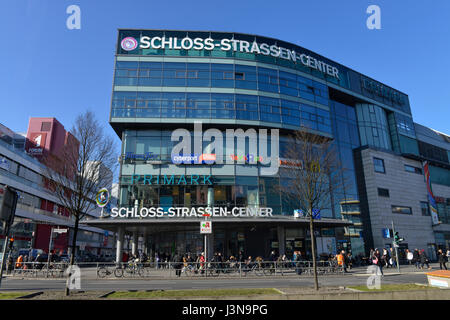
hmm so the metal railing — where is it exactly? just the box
[95,260,345,279]
[7,261,69,278]
[7,260,345,279]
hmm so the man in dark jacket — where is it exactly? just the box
[437,249,447,270]
[419,250,432,270]
[172,253,182,277]
[413,249,420,269]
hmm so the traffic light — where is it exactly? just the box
[394,232,404,244]
[0,186,18,224]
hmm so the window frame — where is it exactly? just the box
[377,188,390,198]
[420,201,430,216]
[373,157,385,173]
[391,205,413,215]
[404,164,422,175]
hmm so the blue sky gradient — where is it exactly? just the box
[1,0,449,139]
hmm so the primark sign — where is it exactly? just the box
[119,33,340,79]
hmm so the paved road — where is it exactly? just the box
[0,268,432,292]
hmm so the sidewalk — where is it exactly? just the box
[349,262,440,275]
[4,262,445,280]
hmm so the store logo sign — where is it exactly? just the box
[171,153,216,164]
[121,37,138,51]
[124,152,158,160]
[128,174,212,185]
[229,154,264,163]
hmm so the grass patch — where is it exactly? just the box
[349,284,438,292]
[0,292,33,300]
[107,288,280,299]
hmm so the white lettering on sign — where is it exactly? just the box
[110,206,273,218]
[126,36,340,79]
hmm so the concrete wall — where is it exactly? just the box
[360,148,436,250]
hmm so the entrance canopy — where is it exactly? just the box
[82,216,353,235]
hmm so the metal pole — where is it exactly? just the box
[46,228,54,277]
[0,220,11,287]
[391,221,400,273]
[204,233,207,278]
[0,236,9,286]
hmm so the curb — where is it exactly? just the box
[16,291,44,299]
[98,291,115,298]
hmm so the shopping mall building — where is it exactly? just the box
[85,29,450,262]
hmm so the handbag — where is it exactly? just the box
[372,258,378,264]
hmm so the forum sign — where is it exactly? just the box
[119,33,340,79]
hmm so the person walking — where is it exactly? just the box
[413,249,420,269]
[172,252,182,277]
[389,247,397,268]
[419,249,432,270]
[406,249,413,266]
[373,249,384,276]
[369,248,374,265]
[294,251,303,275]
[437,249,447,270]
[337,250,347,272]
[382,248,390,268]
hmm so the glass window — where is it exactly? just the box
[373,157,385,173]
[404,164,422,174]
[378,188,390,197]
[420,201,430,216]
[392,206,412,215]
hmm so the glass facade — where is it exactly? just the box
[109,30,421,258]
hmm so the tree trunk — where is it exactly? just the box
[65,216,79,296]
[310,207,319,290]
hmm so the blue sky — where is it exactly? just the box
[1,0,449,140]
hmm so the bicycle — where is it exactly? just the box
[242,262,264,276]
[114,261,144,277]
[97,265,117,278]
[206,262,220,277]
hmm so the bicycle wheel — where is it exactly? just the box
[185,267,194,277]
[136,267,144,277]
[254,267,264,276]
[97,266,108,278]
[114,268,124,277]
[263,267,275,276]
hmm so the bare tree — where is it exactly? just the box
[43,111,118,295]
[279,128,347,290]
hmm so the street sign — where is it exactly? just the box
[53,228,68,234]
[294,209,320,219]
[312,209,321,220]
[382,228,393,239]
[200,220,212,234]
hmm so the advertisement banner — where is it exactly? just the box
[423,161,440,225]
[0,157,10,171]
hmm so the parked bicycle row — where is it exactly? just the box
[6,261,69,278]
[95,260,344,278]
